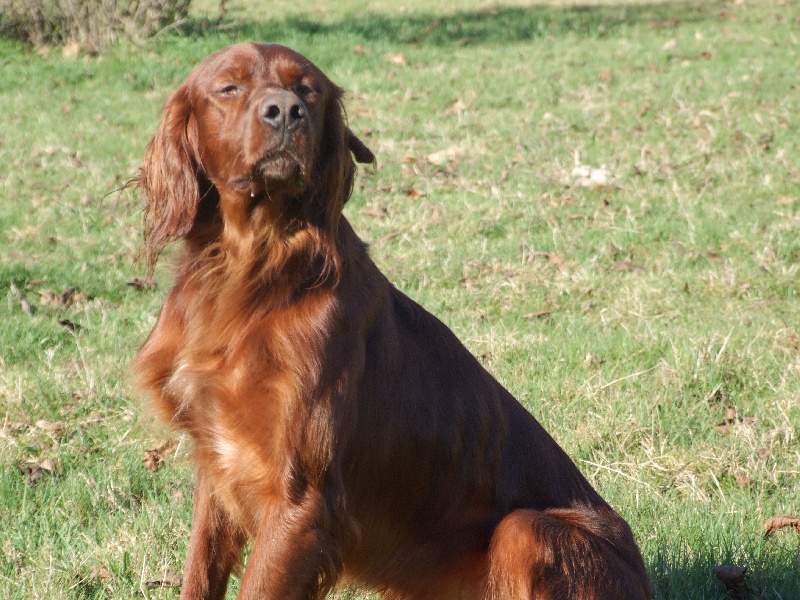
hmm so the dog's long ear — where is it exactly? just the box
[138,86,201,276]
[347,129,375,165]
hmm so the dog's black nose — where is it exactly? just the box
[260,91,305,131]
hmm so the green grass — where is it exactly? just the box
[1,0,799,598]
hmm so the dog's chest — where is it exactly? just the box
[167,290,338,523]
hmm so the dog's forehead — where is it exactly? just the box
[195,42,321,84]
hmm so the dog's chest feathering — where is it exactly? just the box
[155,284,342,527]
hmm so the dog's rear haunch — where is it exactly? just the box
[133,42,651,600]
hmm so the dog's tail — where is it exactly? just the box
[485,505,651,599]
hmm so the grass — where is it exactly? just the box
[1,0,799,597]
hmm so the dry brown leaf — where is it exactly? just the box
[59,319,80,332]
[145,573,182,589]
[405,187,424,199]
[352,45,371,55]
[426,146,465,166]
[60,286,84,307]
[39,290,57,305]
[522,311,551,320]
[445,98,467,115]
[734,473,754,489]
[584,353,604,368]
[358,207,388,218]
[377,231,400,246]
[21,458,56,487]
[599,69,613,83]
[763,515,800,538]
[25,278,47,289]
[612,261,644,272]
[128,277,156,291]
[88,565,113,583]
[143,439,180,472]
[712,565,750,599]
[383,52,407,67]
[36,420,68,440]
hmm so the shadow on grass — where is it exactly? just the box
[179,1,722,47]
[649,535,800,600]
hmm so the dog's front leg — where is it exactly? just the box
[180,470,246,600]
[236,489,342,600]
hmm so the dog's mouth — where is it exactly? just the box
[256,152,303,182]
[242,149,307,199]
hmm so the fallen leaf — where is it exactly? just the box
[426,146,465,166]
[445,98,467,115]
[352,45,371,55]
[584,353,604,368]
[60,286,86,307]
[599,69,613,83]
[547,253,565,267]
[143,439,180,472]
[21,459,56,487]
[377,231,400,246]
[25,279,47,289]
[59,319,81,332]
[712,565,750,599]
[39,290,57,305]
[88,566,113,583]
[358,206,388,218]
[145,573,182,589]
[522,310,551,320]
[714,404,755,433]
[734,473,754,489]
[570,165,611,187]
[763,515,800,538]
[612,261,644,272]
[663,38,678,50]
[36,420,67,440]
[384,52,407,67]
[127,277,156,291]
[405,187,424,199]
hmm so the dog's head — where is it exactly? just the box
[138,42,374,272]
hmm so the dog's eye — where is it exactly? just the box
[219,85,240,97]
[295,84,317,97]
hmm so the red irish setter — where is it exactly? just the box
[133,42,651,600]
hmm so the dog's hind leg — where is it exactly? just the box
[485,507,651,600]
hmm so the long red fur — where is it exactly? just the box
[133,42,651,600]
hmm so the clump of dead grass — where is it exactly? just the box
[0,0,191,51]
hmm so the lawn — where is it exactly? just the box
[1,0,799,598]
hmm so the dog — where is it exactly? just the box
[133,42,651,599]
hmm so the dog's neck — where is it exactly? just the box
[181,187,343,309]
